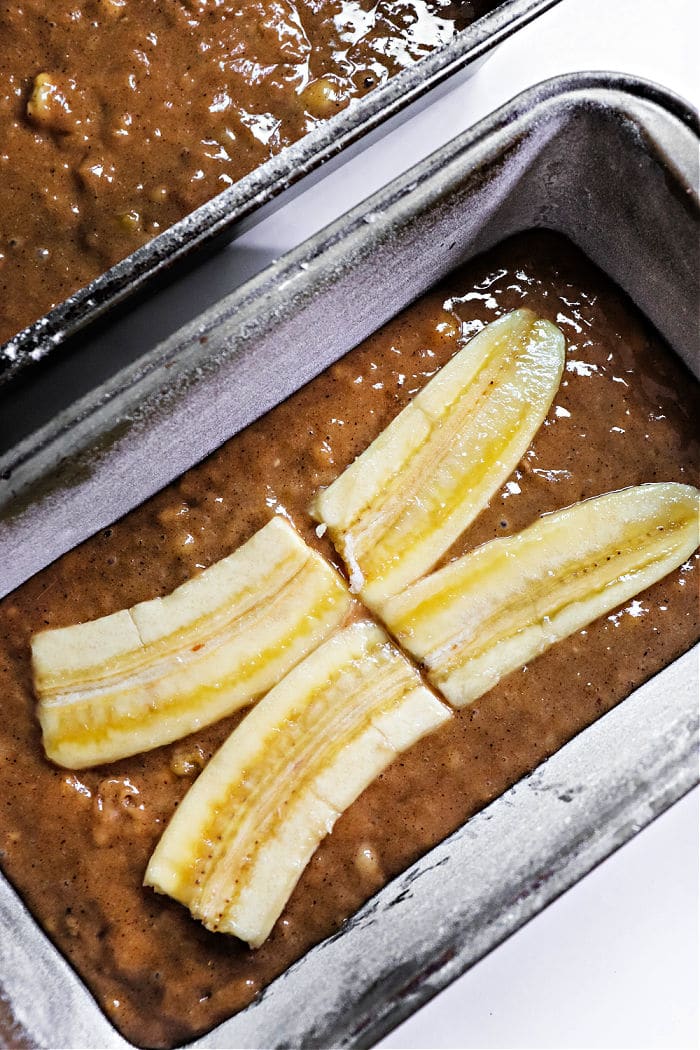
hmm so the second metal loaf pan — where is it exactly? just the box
[0,0,562,386]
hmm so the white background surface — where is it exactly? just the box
[227,0,700,1047]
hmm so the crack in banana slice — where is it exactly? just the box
[311,309,565,607]
[381,483,700,707]
[32,518,353,768]
[144,621,450,948]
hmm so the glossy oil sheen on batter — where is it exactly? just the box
[0,0,490,344]
[0,233,698,1047]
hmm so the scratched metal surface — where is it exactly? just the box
[0,74,698,1048]
[0,0,564,387]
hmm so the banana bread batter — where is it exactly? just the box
[0,0,488,344]
[0,232,698,1046]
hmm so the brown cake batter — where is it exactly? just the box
[0,0,489,344]
[0,232,698,1047]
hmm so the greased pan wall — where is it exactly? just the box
[0,74,698,1048]
[0,0,562,387]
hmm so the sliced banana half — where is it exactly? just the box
[145,621,450,948]
[382,483,700,708]
[311,309,566,607]
[33,517,353,769]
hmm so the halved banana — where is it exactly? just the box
[33,518,353,769]
[311,309,565,607]
[144,621,450,948]
[382,483,700,707]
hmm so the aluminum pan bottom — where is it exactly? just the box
[0,73,698,1048]
[0,0,563,387]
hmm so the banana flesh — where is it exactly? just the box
[144,621,450,948]
[30,294,697,956]
[382,483,700,708]
[32,518,352,769]
[311,309,565,607]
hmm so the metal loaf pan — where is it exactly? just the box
[0,73,698,1049]
[0,0,563,386]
